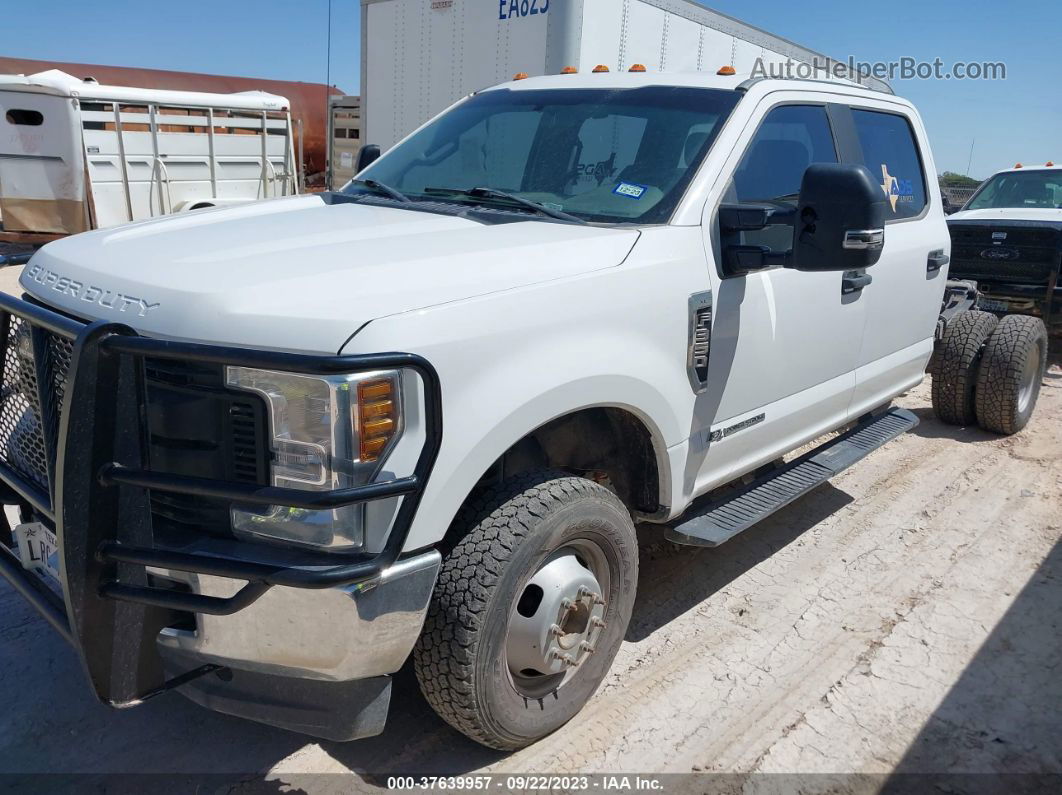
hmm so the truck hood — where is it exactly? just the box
[948,207,1062,223]
[22,194,640,353]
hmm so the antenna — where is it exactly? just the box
[966,139,975,177]
[325,0,333,183]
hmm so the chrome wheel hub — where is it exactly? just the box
[1018,345,1041,414]
[506,544,608,694]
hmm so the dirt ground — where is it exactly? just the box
[0,257,1058,788]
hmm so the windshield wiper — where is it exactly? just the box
[423,186,587,225]
[350,179,412,203]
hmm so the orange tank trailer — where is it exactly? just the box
[0,56,345,178]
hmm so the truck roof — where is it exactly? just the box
[0,69,289,111]
[485,70,903,102]
[992,163,1062,175]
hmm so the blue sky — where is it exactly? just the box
[3,0,1059,178]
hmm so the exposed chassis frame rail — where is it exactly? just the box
[0,290,442,704]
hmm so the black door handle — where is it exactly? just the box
[927,250,950,273]
[842,271,873,295]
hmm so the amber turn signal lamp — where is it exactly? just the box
[358,378,397,462]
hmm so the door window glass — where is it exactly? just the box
[728,105,837,250]
[732,105,837,204]
[852,109,927,220]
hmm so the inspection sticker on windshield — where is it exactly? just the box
[613,182,648,200]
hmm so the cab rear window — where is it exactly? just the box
[852,110,927,220]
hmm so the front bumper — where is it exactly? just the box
[158,548,441,740]
[972,279,1062,327]
[0,290,443,737]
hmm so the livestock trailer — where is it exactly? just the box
[0,69,299,244]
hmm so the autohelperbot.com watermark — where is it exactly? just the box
[752,56,1007,82]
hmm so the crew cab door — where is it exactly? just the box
[690,100,866,495]
[839,105,948,414]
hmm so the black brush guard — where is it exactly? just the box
[0,292,442,706]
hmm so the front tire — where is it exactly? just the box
[414,470,638,750]
[975,314,1048,435]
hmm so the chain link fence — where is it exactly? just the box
[941,185,980,208]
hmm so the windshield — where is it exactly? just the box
[346,86,741,225]
[966,170,1062,211]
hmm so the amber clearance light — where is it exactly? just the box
[717,65,737,76]
[358,378,398,462]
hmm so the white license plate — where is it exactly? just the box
[979,298,1008,312]
[14,522,62,589]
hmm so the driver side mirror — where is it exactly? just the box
[356,144,381,173]
[789,163,888,272]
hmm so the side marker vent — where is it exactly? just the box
[687,291,713,394]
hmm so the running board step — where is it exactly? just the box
[666,407,919,548]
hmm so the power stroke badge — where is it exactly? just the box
[25,264,161,317]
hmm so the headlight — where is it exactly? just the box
[225,367,402,551]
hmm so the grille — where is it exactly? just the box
[949,224,1062,284]
[143,359,267,535]
[230,402,261,483]
[950,226,1060,247]
[0,322,264,530]
[0,317,71,498]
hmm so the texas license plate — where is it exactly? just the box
[14,522,62,590]
[979,298,1008,312]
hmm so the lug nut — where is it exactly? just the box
[549,623,563,637]
[560,598,573,610]
[592,594,605,605]
[591,616,607,629]
[579,641,596,654]
[562,654,577,667]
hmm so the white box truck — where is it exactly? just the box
[358,0,890,151]
[0,70,300,245]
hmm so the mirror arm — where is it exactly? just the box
[719,204,797,233]
[724,245,792,276]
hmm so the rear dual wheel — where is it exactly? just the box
[414,470,638,750]
[974,314,1048,435]
[932,311,1047,435]
[931,310,999,426]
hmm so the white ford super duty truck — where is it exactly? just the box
[0,70,1047,750]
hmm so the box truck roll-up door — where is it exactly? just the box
[0,91,89,234]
